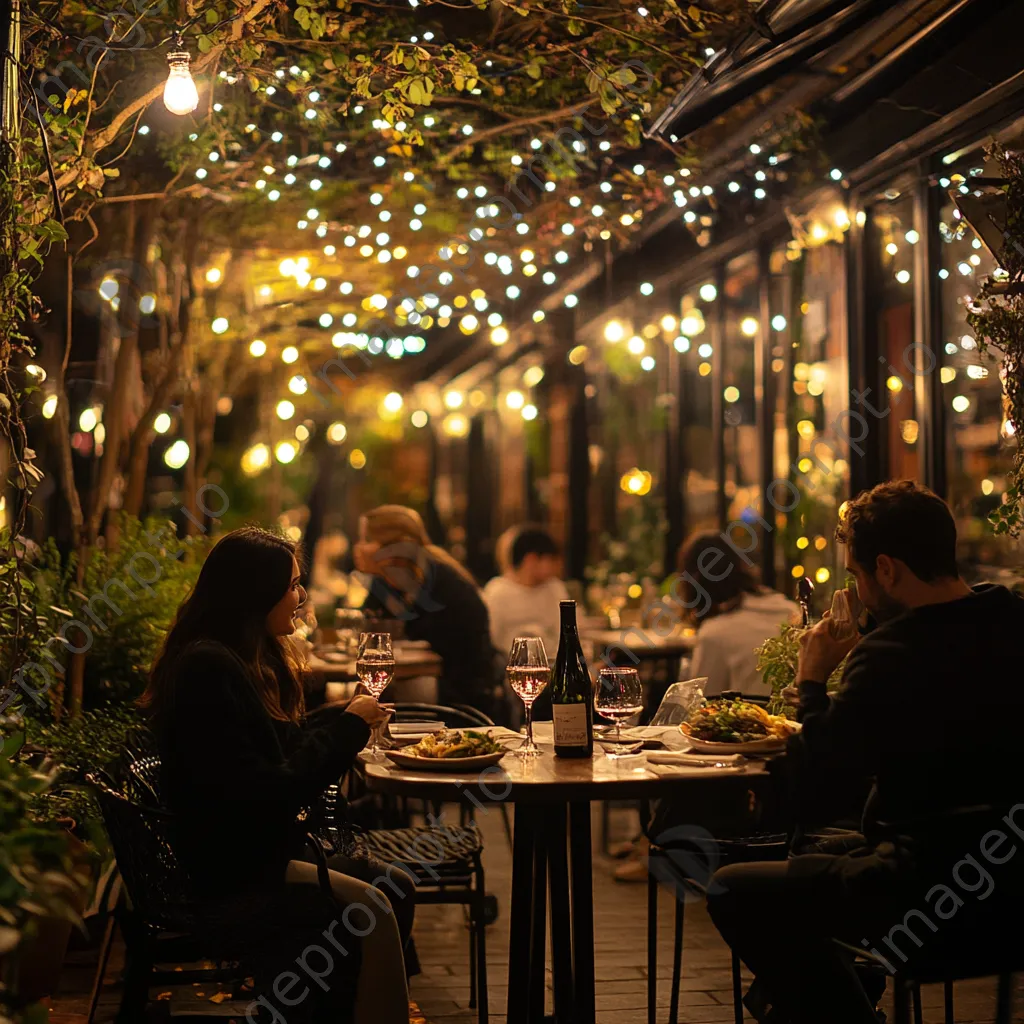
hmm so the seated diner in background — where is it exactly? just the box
[707,480,1024,1024]
[483,525,569,660]
[353,505,498,719]
[141,527,415,1024]
[677,531,799,698]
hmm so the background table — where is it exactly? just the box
[582,626,696,666]
[310,644,443,702]
[359,724,766,1023]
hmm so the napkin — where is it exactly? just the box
[646,750,744,767]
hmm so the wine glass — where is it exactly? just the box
[357,632,395,758]
[506,636,549,758]
[594,667,643,758]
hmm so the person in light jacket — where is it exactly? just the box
[676,531,799,698]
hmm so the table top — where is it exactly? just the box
[310,643,443,682]
[358,724,765,803]
[583,626,696,659]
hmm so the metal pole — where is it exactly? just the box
[712,263,728,529]
[756,243,776,588]
[1,0,20,144]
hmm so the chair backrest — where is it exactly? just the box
[392,701,496,728]
[87,728,197,934]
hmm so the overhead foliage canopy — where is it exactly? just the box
[23,0,755,340]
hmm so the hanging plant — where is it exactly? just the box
[964,145,1024,535]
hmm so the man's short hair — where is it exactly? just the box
[835,480,958,581]
[511,526,559,568]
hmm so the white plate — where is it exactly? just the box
[383,749,508,772]
[682,724,799,755]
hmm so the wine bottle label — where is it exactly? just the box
[552,704,588,746]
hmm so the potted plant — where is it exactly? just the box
[0,726,90,1020]
[755,623,847,716]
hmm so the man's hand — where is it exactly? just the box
[795,611,859,685]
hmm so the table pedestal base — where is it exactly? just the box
[506,801,596,1023]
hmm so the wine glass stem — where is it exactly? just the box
[524,703,534,748]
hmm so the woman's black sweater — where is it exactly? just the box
[154,641,370,900]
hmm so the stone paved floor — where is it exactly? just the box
[48,804,1024,1022]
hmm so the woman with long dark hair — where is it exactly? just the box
[141,527,413,1024]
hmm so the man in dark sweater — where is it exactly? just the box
[707,481,1024,1023]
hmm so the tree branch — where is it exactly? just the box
[437,100,594,166]
[51,0,280,192]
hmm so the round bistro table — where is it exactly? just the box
[359,730,768,1023]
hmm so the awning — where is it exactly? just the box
[646,0,906,142]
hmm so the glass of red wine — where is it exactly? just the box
[594,667,643,758]
[357,632,395,759]
[506,636,549,758]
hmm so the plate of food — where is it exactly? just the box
[680,699,801,754]
[384,729,510,771]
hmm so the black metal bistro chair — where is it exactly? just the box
[313,701,505,1024]
[312,781,492,1024]
[645,827,790,1024]
[835,938,1019,1024]
[85,737,255,1023]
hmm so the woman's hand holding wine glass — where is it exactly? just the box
[357,632,395,758]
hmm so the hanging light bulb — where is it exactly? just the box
[163,38,199,116]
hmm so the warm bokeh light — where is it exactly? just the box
[349,449,367,469]
[490,326,509,345]
[163,439,190,469]
[443,413,469,438]
[444,390,464,410]
[383,392,404,413]
[505,390,525,410]
[250,339,267,358]
[327,422,347,444]
[604,320,625,343]
[276,400,295,420]
[680,312,704,336]
[282,346,299,364]
[154,412,172,434]
[274,441,297,464]
[411,410,429,428]
[619,467,652,495]
[740,317,759,337]
[241,443,271,476]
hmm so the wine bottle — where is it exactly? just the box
[550,600,594,758]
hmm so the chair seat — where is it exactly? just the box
[331,823,484,884]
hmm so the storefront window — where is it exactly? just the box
[723,252,759,522]
[679,289,717,533]
[936,155,1024,578]
[784,240,849,595]
[867,186,920,482]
